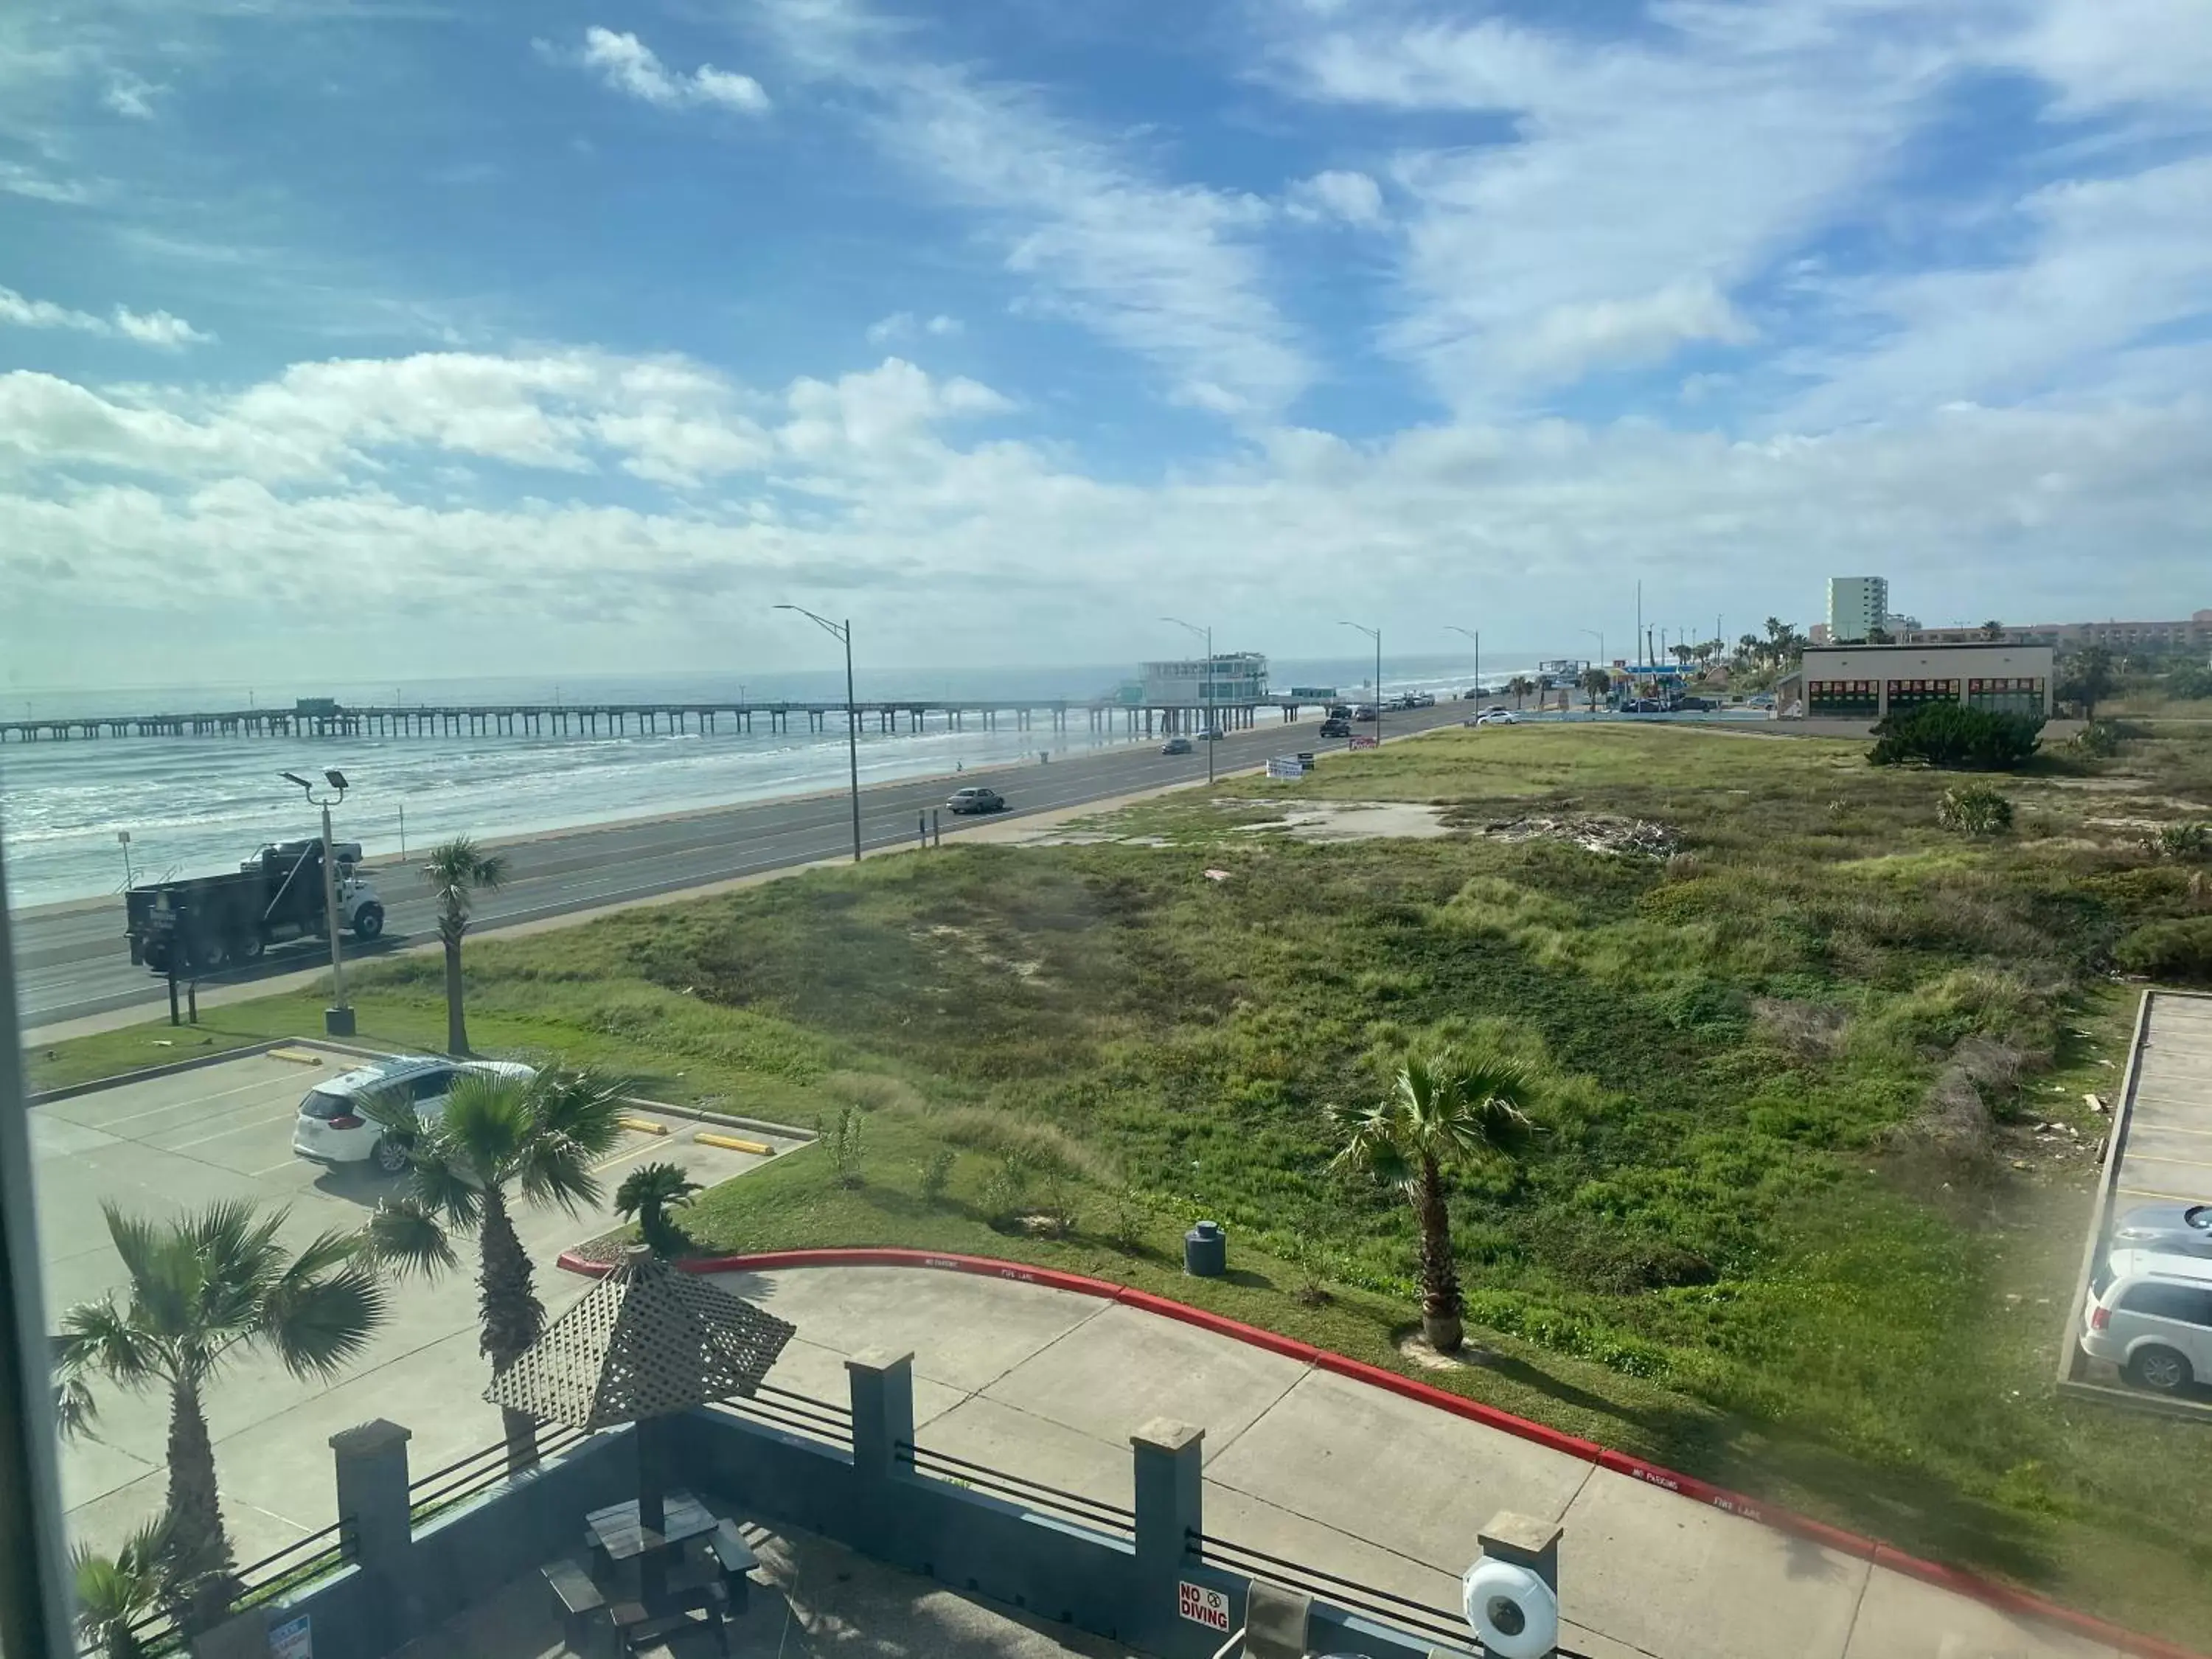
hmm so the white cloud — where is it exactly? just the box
[866,311,965,344]
[1285,169,1385,226]
[0,286,212,348]
[1272,2,1964,410]
[103,71,159,119]
[756,0,1304,417]
[0,160,94,204]
[577,27,770,114]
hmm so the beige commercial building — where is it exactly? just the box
[1777,641,2055,720]
[1906,610,2212,651]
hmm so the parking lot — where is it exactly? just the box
[2062,990,2212,1411]
[31,1045,804,1562]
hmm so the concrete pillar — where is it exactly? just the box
[330,1419,414,1571]
[1129,1418,1208,1653]
[846,1349,917,1558]
[329,1419,416,1649]
[1475,1509,1562,1658]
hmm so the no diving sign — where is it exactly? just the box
[1178,1580,1231,1631]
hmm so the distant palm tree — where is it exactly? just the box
[1507,675,1535,710]
[422,837,509,1057]
[615,1161,703,1258]
[73,1515,176,1659]
[1579,667,1612,710]
[364,1066,628,1472]
[1980,619,2006,641]
[1329,1050,1537,1354]
[55,1205,385,1632]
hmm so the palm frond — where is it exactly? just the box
[361,1197,461,1280]
[355,1080,424,1144]
[262,1259,388,1380]
[438,1071,533,1184]
[529,1068,631,1159]
[56,1296,168,1391]
[55,1374,101,1439]
[407,1147,486,1231]
[513,1131,604,1216]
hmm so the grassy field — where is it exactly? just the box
[24,719,2212,1642]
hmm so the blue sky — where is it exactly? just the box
[2,0,2209,690]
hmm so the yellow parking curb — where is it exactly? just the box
[268,1047,325,1066]
[697,1132,774,1155]
[619,1117,669,1136]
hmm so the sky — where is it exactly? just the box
[1,0,2209,693]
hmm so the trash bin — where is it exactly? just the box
[1183,1220,1227,1278]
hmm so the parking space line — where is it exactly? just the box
[2123,1152,2212,1172]
[2116,1184,2212,1204]
[74,1071,305,1130]
[2135,1121,2212,1138]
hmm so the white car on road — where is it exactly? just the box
[293,1055,536,1174]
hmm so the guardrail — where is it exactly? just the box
[899,1439,1137,1537]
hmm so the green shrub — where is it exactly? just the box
[2144,821,2212,862]
[918,1147,956,1204]
[2069,720,2124,759]
[1869,704,2042,771]
[2166,665,2212,701]
[1936,783,2014,837]
[2115,918,2212,984]
[817,1105,865,1188]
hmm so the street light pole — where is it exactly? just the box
[1341,622,1381,746]
[1445,626,1480,699]
[1160,616,1215,785]
[776,605,863,863]
[282,769,352,1036]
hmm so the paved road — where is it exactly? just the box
[14,706,1471,1028]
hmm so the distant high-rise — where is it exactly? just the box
[1827,576,1889,643]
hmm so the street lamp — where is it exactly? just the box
[282,768,353,1036]
[1445,625,1480,699]
[1340,622,1381,747]
[775,605,862,863]
[1160,616,1215,785]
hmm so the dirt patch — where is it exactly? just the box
[1394,1333,1487,1371]
[1464,813,1680,858]
[1234,800,1458,841]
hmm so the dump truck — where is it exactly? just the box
[125,839,385,975]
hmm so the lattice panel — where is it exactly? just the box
[484,1252,796,1429]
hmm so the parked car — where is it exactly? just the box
[1161,737,1194,755]
[295,1055,537,1174]
[1677,695,1717,712]
[2112,1202,2212,1259]
[1318,718,1352,738]
[947,785,1007,814]
[1472,711,1523,726]
[2081,1249,2212,1392]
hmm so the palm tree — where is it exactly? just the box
[55,1206,385,1631]
[1507,675,1535,710]
[614,1161,702,1259]
[422,837,509,1057]
[363,1066,628,1472]
[1329,1051,1537,1354]
[1579,667,1612,710]
[73,1515,176,1659]
[1980,619,2006,641]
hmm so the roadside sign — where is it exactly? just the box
[1178,1581,1231,1631]
[269,1615,312,1659]
[1349,734,1379,750]
[1265,757,1306,779]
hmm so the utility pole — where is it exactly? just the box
[1446,627,1480,700]
[1342,622,1382,746]
[775,606,863,862]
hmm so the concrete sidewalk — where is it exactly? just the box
[711,1265,2131,1659]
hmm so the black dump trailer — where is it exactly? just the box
[125,839,383,975]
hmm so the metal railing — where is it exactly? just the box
[100,1517,359,1658]
[705,1380,855,1446]
[406,1422,594,1521]
[897,1440,1136,1537]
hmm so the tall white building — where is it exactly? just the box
[1827,576,1890,643]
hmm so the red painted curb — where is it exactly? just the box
[1315,1350,1607,1463]
[560,1248,2200,1659]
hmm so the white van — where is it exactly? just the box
[2081,1249,2212,1393]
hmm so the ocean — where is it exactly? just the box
[0,654,1518,909]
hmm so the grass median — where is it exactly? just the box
[24,718,2212,1643]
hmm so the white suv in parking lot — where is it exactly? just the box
[293,1055,536,1174]
[2081,1249,2212,1393]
